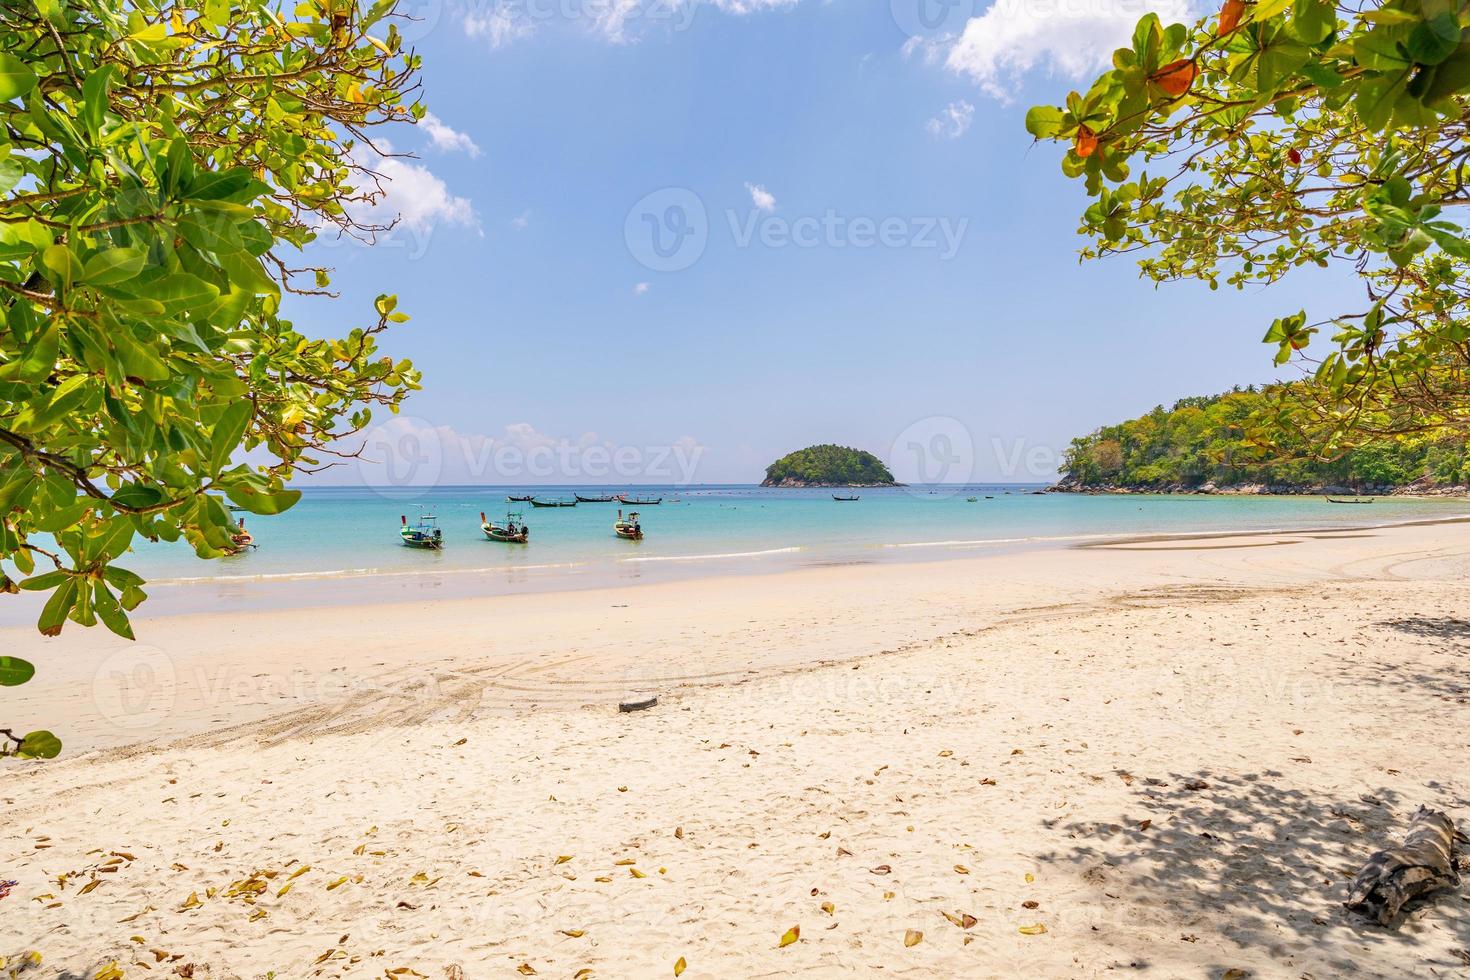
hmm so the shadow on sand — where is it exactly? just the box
[1043,772,1469,978]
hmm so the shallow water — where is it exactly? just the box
[126,484,1470,582]
[5,484,1467,622]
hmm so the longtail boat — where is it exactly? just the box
[225,519,255,555]
[531,498,577,508]
[400,514,443,549]
[832,495,860,502]
[575,493,616,503]
[618,495,662,506]
[1327,497,1375,504]
[614,509,643,540]
[482,511,530,543]
[507,494,535,503]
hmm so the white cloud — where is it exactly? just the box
[901,34,946,66]
[419,112,481,157]
[511,210,531,231]
[372,154,479,235]
[329,141,477,257]
[944,0,1194,101]
[746,183,777,212]
[465,0,802,49]
[701,0,800,12]
[634,281,651,295]
[342,418,706,487]
[926,99,975,139]
[463,5,536,48]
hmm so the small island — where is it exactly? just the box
[761,444,898,487]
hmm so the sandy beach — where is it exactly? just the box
[2,521,1469,978]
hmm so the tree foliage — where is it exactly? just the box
[1061,385,1470,488]
[1,0,428,754]
[762,444,896,486]
[1026,1,1470,447]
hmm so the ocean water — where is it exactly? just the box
[5,485,1466,621]
[121,484,1470,582]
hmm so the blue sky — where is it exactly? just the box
[295,0,1352,486]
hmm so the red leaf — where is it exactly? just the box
[1075,125,1098,158]
[1217,0,1244,35]
[1151,59,1197,98]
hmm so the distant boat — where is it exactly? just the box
[967,497,978,503]
[481,511,530,543]
[618,495,662,506]
[1327,497,1375,504]
[575,493,616,503]
[400,514,443,549]
[507,494,536,503]
[531,498,577,508]
[614,509,644,540]
[832,495,860,502]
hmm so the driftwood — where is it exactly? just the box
[618,695,658,713]
[1345,806,1463,926]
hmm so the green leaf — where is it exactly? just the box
[210,400,253,475]
[1287,0,1335,45]
[224,486,301,515]
[108,482,167,511]
[42,244,83,291]
[128,23,170,42]
[80,64,114,139]
[0,53,38,102]
[1025,105,1066,139]
[93,582,134,640]
[1406,14,1461,67]
[180,212,243,253]
[111,328,170,382]
[0,656,35,687]
[186,167,263,202]
[151,272,222,313]
[16,731,62,760]
[37,578,78,636]
[0,322,59,383]
[82,247,148,285]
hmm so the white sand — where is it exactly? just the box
[2,522,1469,978]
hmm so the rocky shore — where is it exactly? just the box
[1047,474,1470,497]
[759,477,902,488]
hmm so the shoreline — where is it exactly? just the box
[2,520,1468,975]
[5,504,1470,626]
[6,516,1470,758]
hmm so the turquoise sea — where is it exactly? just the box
[4,485,1466,622]
[110,484,1470,582]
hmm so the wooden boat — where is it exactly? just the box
[225,519,255,555]
[400,514,443,549]
[832,495,860,502]
[575,493,616,503]
[530,498,577,508]
[481,511,530,543]
[507,495,535,503]
[967,497,979,503]
[1327,497,1375,504]
[614,509,643,540]
[618,495,662,506]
